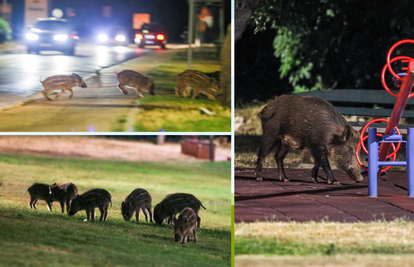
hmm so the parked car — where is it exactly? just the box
[96,26,130,46]
[25,18,78,55]
[134,23,167,49]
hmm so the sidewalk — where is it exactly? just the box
[235,167,414,223]
[0,48,181,132]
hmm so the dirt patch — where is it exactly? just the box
[0,136,231,162]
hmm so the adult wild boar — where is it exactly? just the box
[256,95,364,185]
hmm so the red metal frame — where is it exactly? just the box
[358,39,414,176]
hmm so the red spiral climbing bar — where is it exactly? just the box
[358,39,414,175]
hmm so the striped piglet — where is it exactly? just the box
[68,188,112,221]
[121,188,153,223]
[51,182,78,213]
[153,193,206,228]
[174,207,198,244]
[24,183,54,211]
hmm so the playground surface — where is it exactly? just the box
[235,167,414,223]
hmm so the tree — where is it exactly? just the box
[237,0,414,96]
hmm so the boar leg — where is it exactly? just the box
[255,136,279,182]
[311,162,321,183]
[66,199,71,213]
[275,141,291,182]
[136,209,141,222]
[33,199,38,209]
[175,85,181,97]
[46,201,53,212]
[29,197,36,209]
[312,149,340,186]
[118,84,129,95]
[196,215,201,228]
[66,88,74,99]
[55,89,65,99]
[192,88,201,99]
[142,208,148,222]
[204,92,217,101]
[41,90,53,101]
[59,200,65,213]
[193,228,197,242]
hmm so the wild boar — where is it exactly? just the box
[40,73,87,100]
[256,95,364,185]
[51,182,78,213]
[154,193,206,228]
[173,208,198,244]
[121,188,153,223]
[116,70,155,97]
[175,70,222,101]
[24,183,53,211]
[68,188,112,221]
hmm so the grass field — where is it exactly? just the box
[0,154,231,267]
[134,52,231,132]
[235,217,414,266]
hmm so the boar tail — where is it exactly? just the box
[23,189,28,195]
[200,203,206,210]
[39,76,44,83]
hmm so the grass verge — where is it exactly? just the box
[0,154,231,267]
[235,220,414,266]
[135,51,231,132]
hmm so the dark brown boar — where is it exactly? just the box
[153,193,206,228]
[51,182,78,213]
[256,95,364,185]
[24,183,54,211]
[68,188,112,221]
[173,207,197,244]
[116,70,155,97]
[121,188,153,223]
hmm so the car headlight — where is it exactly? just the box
[26,33,39,40]
[115,35,126,42]
[54,34,68,41]
[98,34,108,41]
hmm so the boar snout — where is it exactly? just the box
[347,166,364,183]
[81,83,87,88]
[174,234,181,242]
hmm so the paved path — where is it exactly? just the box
[235,167,414,223]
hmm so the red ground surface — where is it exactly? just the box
[235,167,414,223]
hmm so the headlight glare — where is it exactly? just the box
[26,33,39,40]
[54,34,68,41]
[98,34,108,41]
[115,35,126,42]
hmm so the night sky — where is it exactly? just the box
[9,0,231,42]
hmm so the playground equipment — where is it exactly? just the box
[356,39,414,197]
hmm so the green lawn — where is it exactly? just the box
[0,154,231,267]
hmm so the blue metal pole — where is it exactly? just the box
[368,128,378,197]
[408,128,414,197]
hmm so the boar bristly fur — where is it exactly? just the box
[121,188,153,223]
[51,182,78,213]
[173,207,198,244]
[256,95,364,186]
[68,188,112,221]
[25,183,54,211]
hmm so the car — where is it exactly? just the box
[134,23,167,49]
[96,26,130,46]
[25,18,78,55]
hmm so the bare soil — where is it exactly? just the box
[0,136,231,162]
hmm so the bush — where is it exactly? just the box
[0,17,11,44]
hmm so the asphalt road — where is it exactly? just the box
[0,42,153,101]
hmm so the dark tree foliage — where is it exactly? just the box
[236,0,414,104]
